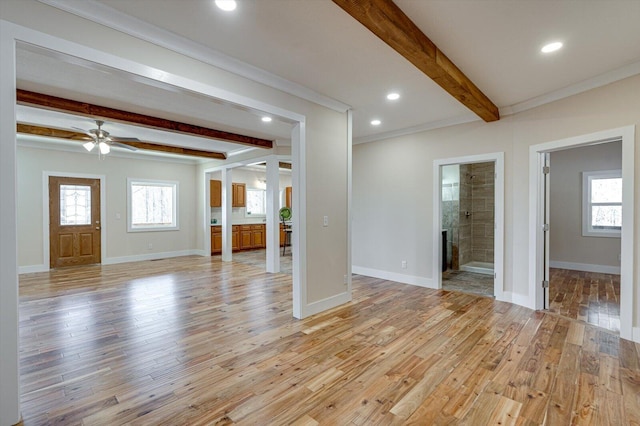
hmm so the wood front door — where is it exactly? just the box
[49,176,101,268]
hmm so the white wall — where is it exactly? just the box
[17,144,199,269]
[549,141,622,271]
[353,73,640,329]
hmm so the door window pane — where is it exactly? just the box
[60,185,91,225]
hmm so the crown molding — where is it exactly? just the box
[353,113,479,145]
[37,0,351,113]
[500,60,640,116]
[356,60,640,145]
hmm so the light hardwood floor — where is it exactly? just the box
[19,256,640,425]
[549,268,621,334]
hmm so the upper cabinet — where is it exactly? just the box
[210,180,222,207]
[233,183,246,208]
[210,180,246,208]
[285,186,292,209]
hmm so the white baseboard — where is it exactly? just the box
[550,261,620,274]
[302,291,352,318]
[18,264,49,274]
[352,266,435,289]
[503,291,536,310]
[102,249,202,265]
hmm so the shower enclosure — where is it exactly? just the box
[441,162,495,276]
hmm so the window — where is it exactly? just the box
[582,170,621,237]
[246,188,266,216]
[128,179,178,232]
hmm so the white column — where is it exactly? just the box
[221,168,233,262]
[265,155,280,273]
[0,22,21,425]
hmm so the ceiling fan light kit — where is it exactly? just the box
[75,119,139,157]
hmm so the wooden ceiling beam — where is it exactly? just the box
[332,0,500,122]
[257,161,292,169]
[17,124,227,160]
[16,89,274,149]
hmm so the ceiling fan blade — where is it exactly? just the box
[71,126,93,136]
[111,137,141,142]
[110,142,138,151]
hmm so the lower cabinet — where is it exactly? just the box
[211,224,265,254]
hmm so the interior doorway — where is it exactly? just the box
[49,176,101,268]
[441,162,496,297]
[433,152,504,301]
[529,125,635,342]
[546,141,622,332]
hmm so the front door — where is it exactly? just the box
[49,176,101,268]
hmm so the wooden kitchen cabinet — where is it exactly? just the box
[232,183,246,207]
[210,180,222,207]
[210,181,245,208]
[211,225,240,254]
[280,223,285,247]
[285,186,292,209]
[251,225,265,248]
[239,225,253,249]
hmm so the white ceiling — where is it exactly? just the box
[17,0,640,157]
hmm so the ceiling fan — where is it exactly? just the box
[73,120,140,155]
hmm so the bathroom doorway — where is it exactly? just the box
[434,153,504,300]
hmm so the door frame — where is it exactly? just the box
[43,172,107,270]
[433,152,505,302]
[528,126,635,341]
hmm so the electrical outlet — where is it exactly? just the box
[344,274,348,284]
[323,216,329,227]
[401,260,407,269]
[147,243,153,250]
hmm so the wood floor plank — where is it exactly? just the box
[17,255,640,425]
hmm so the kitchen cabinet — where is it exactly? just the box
[280,223,285,247]
[285,186,292,209]
[209,181,245,208]
[239,225,252,249]
[211,225,240,254]
[210,180,222,207]
[233,183,246,207]
[251,225,265,248]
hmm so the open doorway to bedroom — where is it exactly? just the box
[547,141,622,333]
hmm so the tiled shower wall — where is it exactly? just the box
[458,162,495,267]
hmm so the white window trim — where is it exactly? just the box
[127,178,179,232]
[582,169,621,238]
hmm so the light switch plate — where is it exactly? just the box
[323,216,328,227]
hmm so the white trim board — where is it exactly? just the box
[549,261,621,275]
[433,152,506,303]
[528,126,636,342]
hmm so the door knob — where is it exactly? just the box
[96,227,101,230]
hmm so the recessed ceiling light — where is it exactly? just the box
[541,41,563,53]
[371,119,381,126]
[215,0,237,12]
[261,116,272,123]
[386,92,400,101]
